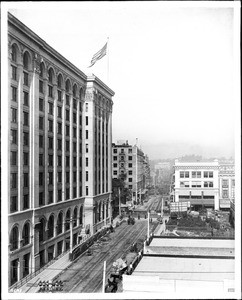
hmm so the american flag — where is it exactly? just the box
[88,42,107,68]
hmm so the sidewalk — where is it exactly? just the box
[21,251,72,293]
[20,217,122,293]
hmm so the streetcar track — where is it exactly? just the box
[68,221,148,293]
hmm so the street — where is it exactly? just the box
[54,219,148,293]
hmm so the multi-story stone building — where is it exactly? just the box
[8,13,114,286]
[218,160,235,210]
[112,140,149,204]
[173,159,220,210]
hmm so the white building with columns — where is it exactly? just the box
[174,159,220,210]
[8,13,114,287]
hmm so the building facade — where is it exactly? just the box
[173,159,220,210]
[218,160,235,210]
[112,140,149,204]
[8,13,114,286]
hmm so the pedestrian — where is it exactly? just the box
[38,281,42,292]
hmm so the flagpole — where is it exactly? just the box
[107,37,109,84]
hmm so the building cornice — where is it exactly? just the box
[86,74,115,98]
[8,12,87,82]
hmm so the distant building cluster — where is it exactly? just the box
[171,159,235,211]
[112,140,151,204]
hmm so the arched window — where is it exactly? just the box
[65,79,70,93]
[65,209,70,231]
[39,218,45,243]
[22,222,30,246]
[10,226,19,250]
[57,212,63,235]
[73,207,77,227]
[40,62,44,78]
[23,52,29,70]
[11,45,17,62]
[57,74,63,89]
[73,84,77,98]
[48,68,53,84]
[79,88,83,101]
[47,215,54,239]
[79,206,83,225]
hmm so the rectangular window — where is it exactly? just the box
[73,99,77,109]
[48,137,53,149]
[11,129,18,144]
[57,189,62,202]
[86,171,88,181]
[11,151,17,165]
[222,179,228,187]
[73,141,77,153]
[11,65,17,80]
[66,95,70,106]
[48,172,53,185]
[128,156,132,161]
[23,132,29,146]
[23,91,29,106]
[57,171,62,183]
[86,157,88,167]
[66,188,70,200]
[57,90,62,102]
[57,155,62,167]
[57,139,62,151]
[113,170,117,175]
[57,122,62,134]
[209,182,213,187]
[10,196,18,213]
[48,102,53,115]
[11,108,17,123]
[23,111,29,126]
[113,163,118,168]
[85,103,88,112]
[128,163,132,168]
[128,178,132,182]
[113,156,117,161]
[180,171,189,178]
[73,171,77,182]
[39,192,44,206]
[66,125,70,136]
[39,80,43,93]
[86,186,88,196]
[39,154,43,166]
[191,181,201,188]
[39,172,44,186]
[66,140,70,152]
[66,171,70,184]
[232,179,235,187]
[66,109,70,121]
[66,156,70,167]
[23,152,29,166]
[222,189,228,198]
[209,172,213,178]
[86,130,88,139]
[73,112,77,124]
[57,106,62,118]
[128,148,132,154]
[48,154,53,166]
[86,116,88,126]
[129,185,133,189]
[24,173,28,188]
[39,98,44,111]
[39,116,44,130]
[73,127,77,138]
[39,135,44,148]
[113,148,117,153]
[48,85,53,98]
[48,191,53,204]
[86,144,88,153]
[73,156,77,167]
[11,86,17,102]
[128,170,132,175]
[23,72,28,86]
[48,119,53,132]
[23,194,29,210]
[11,173,17,188]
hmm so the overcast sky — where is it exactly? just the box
[3,2,240,159]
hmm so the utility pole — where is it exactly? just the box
[102,261,106,293]
[147,211,150,238]
[119,188,121,216]
[135,138,138,205]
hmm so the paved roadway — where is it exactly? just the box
[54,219,148,293]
